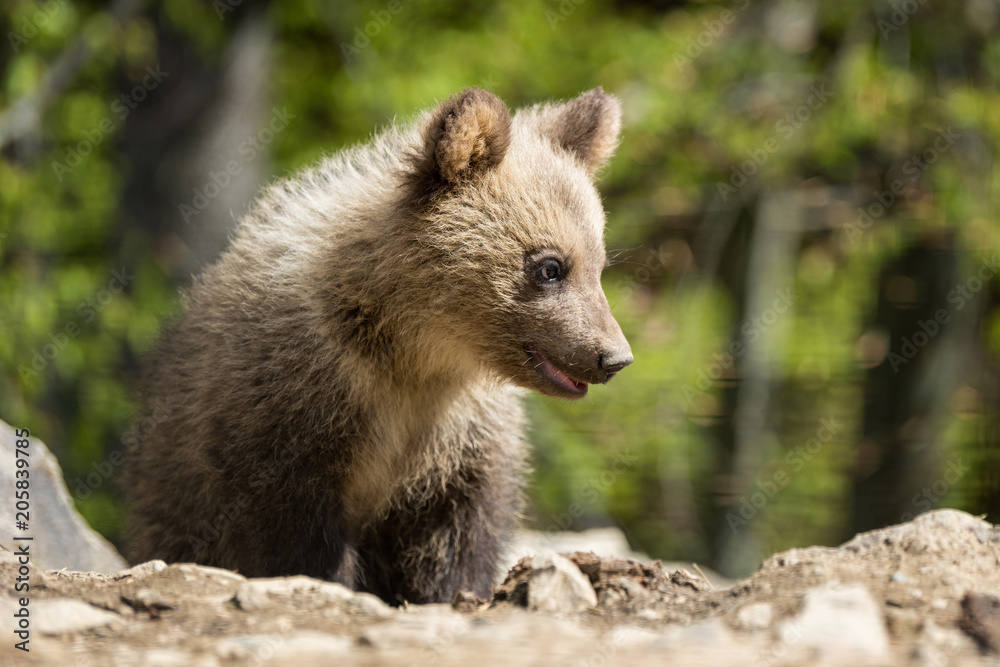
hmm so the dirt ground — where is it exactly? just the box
[2,509,999,666]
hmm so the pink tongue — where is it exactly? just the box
[535,352,586,393]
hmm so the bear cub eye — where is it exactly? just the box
[536,258,563,283]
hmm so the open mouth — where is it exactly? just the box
[527,349,588,397]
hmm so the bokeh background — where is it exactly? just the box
[2,0,999,578]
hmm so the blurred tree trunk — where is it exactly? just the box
[698,191,800,577]
[970,287,1000,519]
[119,2,273,281]
[848,233,966,536]
[107,3,273,494]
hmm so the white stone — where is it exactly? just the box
[526,551,597,614]
[34,599,121,635]
[176,562,248,584]
[735,602,773,630]
[784,584,889,658]
[235,575,391,617]
[114,559,167,581]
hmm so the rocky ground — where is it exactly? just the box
[1,509,999,666]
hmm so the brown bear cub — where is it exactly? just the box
[122,88,632,605]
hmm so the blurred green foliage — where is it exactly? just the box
[2,0,998,571]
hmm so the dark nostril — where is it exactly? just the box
[598,352,634,374]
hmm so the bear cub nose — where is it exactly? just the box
[598,351,634,379]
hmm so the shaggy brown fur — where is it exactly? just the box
[122,88,632,605]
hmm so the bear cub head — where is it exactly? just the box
[403,87,632,399]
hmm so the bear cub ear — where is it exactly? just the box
[540,87,622,175]
[414,87,512,191]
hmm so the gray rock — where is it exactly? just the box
[842,509,998,554]
[32,599,122,635]
[235,575,391,617]
[114,559,168,581]
[785,584,889,658]
[175,562,247,585]
[526,551,598,614]
[0,418,126,573]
